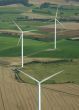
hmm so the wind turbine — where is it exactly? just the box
[13,21,37,68]
[54,7,65,49]
[17,68,64,110]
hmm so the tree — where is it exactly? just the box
[40,2,50,8]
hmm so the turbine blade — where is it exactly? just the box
[17,69,39,83]
[13,21,22,32]
[17,34,22,46]
[40,70,64,84]
[56,19,66,29]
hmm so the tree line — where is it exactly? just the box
[0,0,28,6]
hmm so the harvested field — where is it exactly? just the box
[0,66,79,110]
[39,22,79,38]
[0,29,40,36]
[0,57,60,66]
[41,22,79,30]
[0,66,38,110]
[42,84,79,110]
[22,12,52,19]
[0,28,79,40]
[40,28,79,38]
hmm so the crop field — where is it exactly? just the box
[0,34,53,57]
[31,39,79,58]
[0,34,79,58]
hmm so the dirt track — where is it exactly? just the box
[0,66,79,110]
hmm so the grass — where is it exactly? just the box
[0,34,79,58]
[17,60,79,84]
[32,39,79,58]
[0,34,52,56]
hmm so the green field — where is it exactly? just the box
[32,40,79,58]
[16,60,79,84]
[0,34,79,58]
[0,34,52,56]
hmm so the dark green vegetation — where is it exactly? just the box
[0,0,28,6]
[16,60,79,84]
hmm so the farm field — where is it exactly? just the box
[41,22,79,30]
[0,3,79,30]
[0,35,79,58]
[17,59,79,84]
[0,66,79,110]
[0,34,52,57]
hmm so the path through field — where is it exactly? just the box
[0,66,79,110]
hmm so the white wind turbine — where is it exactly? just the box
[17,69,64,110]
[54,7,65,49]
[13,21,37,68]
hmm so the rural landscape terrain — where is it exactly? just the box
[0,0,79,110]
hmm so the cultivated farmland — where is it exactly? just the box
[0,66,79,110]
[0,34,79,58]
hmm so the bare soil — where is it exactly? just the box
[41,22,79,30]
[0,57,63,66]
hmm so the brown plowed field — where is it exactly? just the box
[0,66,79,110]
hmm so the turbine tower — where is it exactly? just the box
[55,7,58,49]
[13,21,36,68]
[54,7,65,49]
